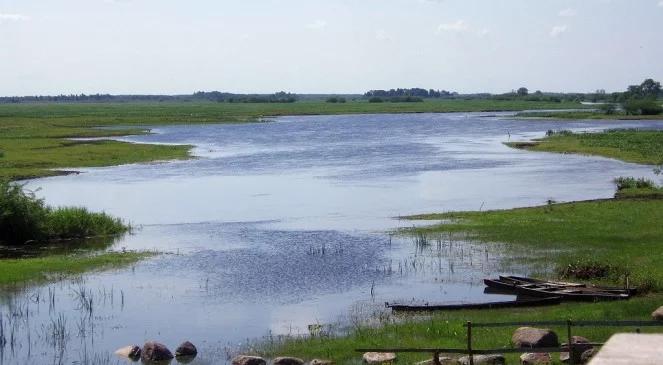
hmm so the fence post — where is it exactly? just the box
[467,321,474,365]
[433,351,441,365]
[567,319,574,365]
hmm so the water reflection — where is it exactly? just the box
[2,113,663,364]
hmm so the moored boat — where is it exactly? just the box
[385,296,562,312]
[484,277,632,301]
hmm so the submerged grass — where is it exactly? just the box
[407,199,663,291]
[0,100,584,180]
[0,251,153,286]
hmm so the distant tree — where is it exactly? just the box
[517,87,529,96]
[599,103,617,115]
[626,78,662,99]
[640,78,662,98]
[623,99,663,115]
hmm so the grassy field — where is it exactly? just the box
[507,129,663,165]
[0,99,584,180]
[407,199,663,291]
[260,295,662,364]
[516,110,663,120]
[0,251,152,286]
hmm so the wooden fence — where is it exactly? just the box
[356,320,663,365]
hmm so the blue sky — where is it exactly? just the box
[1,0,662,95]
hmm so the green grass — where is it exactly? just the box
[516,111,663,120]
[0,251,153,286]
[1,181,130,245]
[0,100,584,180]
[261,295,663,364]
[507,129,663,165]
[407,199,663,291]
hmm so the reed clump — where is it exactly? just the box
[0,180,129,245]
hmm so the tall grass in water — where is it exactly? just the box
[0,181,130,245]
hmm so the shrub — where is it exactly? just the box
[368,97,384,103]
[388,96,423,103]
[545,129,574,137]
[599,103,617,115]
[623,99,663,115]
[0,181,129,245]
[613,176,656,191]
[326,96,346,103]
[0,181,48,244]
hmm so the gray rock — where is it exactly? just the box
[114,345,141,360]
[520,352,551,364]
[512,327,559,348]
[273,357,305,365]
[458,354,505,365]
[581,348,598,363]
[309,360,334,365]
[362,352,397,364]
[141,341,174,362]
[175,341,198,357]
[560,336,593,363]
[652,305,663,320]
[232,355,267,365]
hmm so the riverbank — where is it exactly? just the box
[0,251,154,286]
[0,100,584,180]
[516,110,663,120]
[260,295,663,364]
[506,129,663,165]
[261,129,663,363]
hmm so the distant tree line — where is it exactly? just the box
[0,91,298,104]
[192,91,297,103]
[364,88,457,99]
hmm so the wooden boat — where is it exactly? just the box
[499,275,637,295]
[385,296,562,312]
[484,277,631,301]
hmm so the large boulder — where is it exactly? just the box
[175,341,198,357]
[232,355,267,365]
[362,352,397,364]
[560,336,593,363]
[580,348,598,363]
[114,345,141,360]
[273,357,305,365]
[309,360,334,365]
[520,352,552,365]
[141,341,174,362]
[512,327,559,348]
[458,354,505,365]
[651,306,663,320]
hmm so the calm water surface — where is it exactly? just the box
[2,113,663,364]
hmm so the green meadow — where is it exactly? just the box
[0,99,583,180]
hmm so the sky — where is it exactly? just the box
[1,0,662,96]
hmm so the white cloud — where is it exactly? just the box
[550,24,568,37]
[658,0,663,7]
[0,13,29,23]
[559,8,577,17]
[437,20,469,33]
[375,29,390,41]
[436,20,488,37]
[306,19,327,30]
